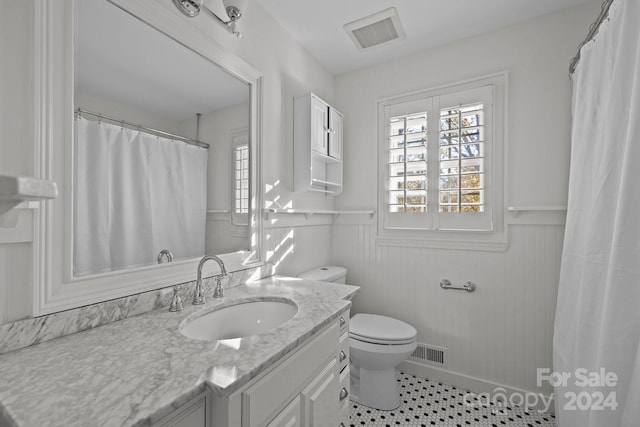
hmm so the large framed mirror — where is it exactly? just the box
[34,0,263,315]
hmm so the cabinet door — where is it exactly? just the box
[153,393,207,427]
[242,324,338,427]
[338,366,351,427]
[301,357,338,427]
[267,396,301,427]
[328,108,343,160]
[310,96,329,155]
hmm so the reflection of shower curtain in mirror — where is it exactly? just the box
[74,116,207,276]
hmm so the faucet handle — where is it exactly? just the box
[213,275,224,298]
[169,286,183,312]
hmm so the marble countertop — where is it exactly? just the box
[0,277,358,427]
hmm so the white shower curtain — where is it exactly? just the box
[74,116,207,276]
[553,0,640,426]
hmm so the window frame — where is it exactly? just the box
[376,73,507,251]
[231,129,250,228]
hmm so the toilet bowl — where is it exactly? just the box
[298,266,418,411]
[349,313,417,410]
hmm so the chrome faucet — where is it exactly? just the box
[157,249,173,264]
[193,255,227,305]
[158,250,183,312]
[168,286,184,312]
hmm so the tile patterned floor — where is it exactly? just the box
[349,373,556,426]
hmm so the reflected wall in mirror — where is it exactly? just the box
[74,0,251,276]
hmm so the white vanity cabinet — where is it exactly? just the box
[294,93,344,195]
[153,392,208,427]
[337,314,351,427]
[300,357,338,426]
[266,397,301,427]
[207,308,351,427]
[152,309,351,427]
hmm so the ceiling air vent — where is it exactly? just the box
[344,7,406,52]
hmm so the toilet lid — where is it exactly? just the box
[350,313,417,344]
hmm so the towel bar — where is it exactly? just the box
[440,279,476,293]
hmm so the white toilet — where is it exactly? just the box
[298,266,417,411]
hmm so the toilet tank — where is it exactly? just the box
[298,266,347,283]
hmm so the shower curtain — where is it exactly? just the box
[553,0,640,426]
[74,116,207,276]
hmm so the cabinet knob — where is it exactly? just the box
[339,317,346,327]
[340,424,346,427]
[339,387,349,401]
[339,351,347,362]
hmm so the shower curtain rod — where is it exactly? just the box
[569,0,615,75]
[75,108,210,149]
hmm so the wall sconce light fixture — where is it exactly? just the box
[173,0,248,38]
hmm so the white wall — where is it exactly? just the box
[208,1,337,275]
[0,1,34,177]
[0,0,336,322]
[0,1,36,323]
[180,104,250,214]
[332,2,600,395]
[180,103,252,255]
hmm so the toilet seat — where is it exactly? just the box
[350,335,418,354]
[350,314,417,345]
[349,334,416,347]
[350,333,415,346]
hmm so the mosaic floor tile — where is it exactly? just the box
[349,372,556,426]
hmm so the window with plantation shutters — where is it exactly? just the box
[378,74,505,246]
[439,102,485,214]
[388,113,428,213]
[232,131,249,226]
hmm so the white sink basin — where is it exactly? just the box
[180,299,298,341]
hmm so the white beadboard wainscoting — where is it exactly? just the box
[332,223,564,397]
[263,220,334,277]
[205,211,249,256]
[0,205,39,323]
[0,243,32,324]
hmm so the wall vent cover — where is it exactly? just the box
[343,7,406,52]
[411,343,447,367]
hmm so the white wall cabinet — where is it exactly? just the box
[309,96,329,156]
[327,108,343,161]
[294,93,344,195]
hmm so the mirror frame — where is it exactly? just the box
[33,0,263,316]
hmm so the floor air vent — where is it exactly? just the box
[411,343,447,367]
[343,7,406,52]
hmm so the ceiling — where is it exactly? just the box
[255,0,595,75]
